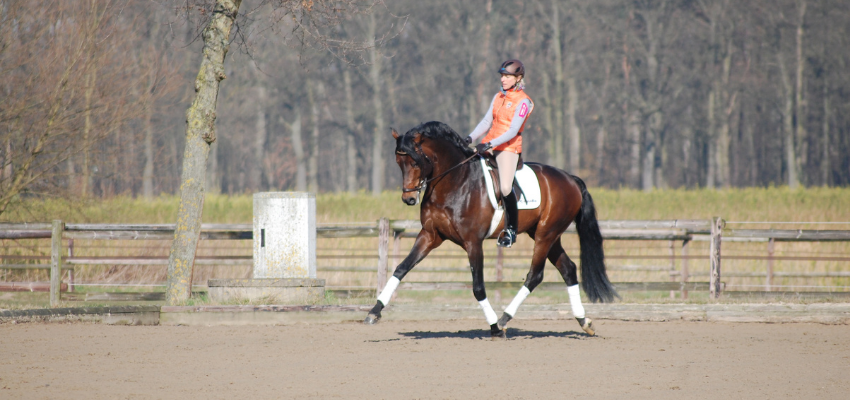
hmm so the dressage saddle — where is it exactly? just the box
[481,152,527,203]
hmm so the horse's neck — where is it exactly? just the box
[425,148,483,203]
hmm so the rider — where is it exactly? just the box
[465,59,534,248]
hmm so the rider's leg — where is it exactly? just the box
[495,150,519,247]
[495,150,519,198]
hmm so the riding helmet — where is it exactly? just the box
[498,59,525,76]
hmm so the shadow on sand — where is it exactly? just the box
[397,328,592,340]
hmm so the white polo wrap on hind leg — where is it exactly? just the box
[478,298,499,325]
[504,285,531,317]
[377,276,400,306]
[567,284,585,318]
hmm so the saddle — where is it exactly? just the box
[481,152,526,202]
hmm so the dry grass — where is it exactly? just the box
[1,187,848,307]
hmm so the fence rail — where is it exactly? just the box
[2,219,849,306]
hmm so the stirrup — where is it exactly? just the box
[497,229,516,248]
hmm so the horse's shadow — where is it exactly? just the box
[398,328,590,340]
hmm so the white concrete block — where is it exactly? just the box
[253,192,316,278]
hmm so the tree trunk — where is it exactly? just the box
[81,68,97,198]
[66,156,76,196]
[368,13,384,196]
[567,74,580,173]
[642,118,655,192]
[166,0,241,305]
[716,41,734,188]
[706,90,716,189]
[250,85,268,192]
[821,81,830,186]
[284,110,306,192]
[681,106,694,187]
[343,69,357,194]
[777,53,798,189]
[142,18,160,199]
[307,79,319,193]
[651,111,666,189]
[741,107,758,186]
[540,71,554,162]
[627,107,641,188]
[142,89,155,197]
[550,0,565,170]
[794,0,807,185]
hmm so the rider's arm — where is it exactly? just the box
[466,95,497,142]
[487,98,532,147]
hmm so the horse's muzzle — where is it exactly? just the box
[402,196,417,206]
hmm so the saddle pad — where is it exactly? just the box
[481,158,541,211]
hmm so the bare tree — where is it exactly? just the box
[164,0,384,303]
[0,1,164,215]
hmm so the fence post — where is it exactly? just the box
[766,238,775,291]
[681,239,690,299]
[50,220,64,307]
[392,230,402,267]
[496,247,504,282]
[376,218,390,297]
[67,239,75,292]
[709,217,723,300]
[669,240,676,298]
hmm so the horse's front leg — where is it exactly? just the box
[466,241,504,339]
[364,229,443,324]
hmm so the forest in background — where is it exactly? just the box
[2,0,849,207]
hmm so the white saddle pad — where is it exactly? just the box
[481,158,541,237]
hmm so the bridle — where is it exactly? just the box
[396,144,481,203]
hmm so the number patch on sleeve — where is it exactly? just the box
[518,103,528,118]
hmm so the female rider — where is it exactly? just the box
[465,59,534,248]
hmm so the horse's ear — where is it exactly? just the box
[391,128,399,139]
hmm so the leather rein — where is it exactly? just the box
[396,148,481,198]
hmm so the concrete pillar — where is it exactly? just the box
[253,192,316,279]
[208,192,324,304]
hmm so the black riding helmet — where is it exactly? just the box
[498,59,525,77]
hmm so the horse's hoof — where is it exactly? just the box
[577,317,595,336]
[490,323,506,340]
[363,313,381,325]
[497,313,512,330]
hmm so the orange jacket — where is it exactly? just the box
[482,89,534,153]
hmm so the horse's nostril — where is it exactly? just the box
[404,197,416,205]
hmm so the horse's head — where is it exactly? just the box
[393,122,476,206]
[393,128,433,206]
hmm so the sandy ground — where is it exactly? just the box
[1,319,848,399]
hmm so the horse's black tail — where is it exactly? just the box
[571,175,619,303]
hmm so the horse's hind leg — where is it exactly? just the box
[496,234,553,332]
[548,239,595,336]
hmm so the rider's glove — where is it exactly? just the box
[464,136,473,146]
[475,142,493,154]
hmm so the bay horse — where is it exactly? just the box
[363,121,618,338]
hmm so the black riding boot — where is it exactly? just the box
[498,192,518,248]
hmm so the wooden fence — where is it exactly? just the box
[2,219,850,306]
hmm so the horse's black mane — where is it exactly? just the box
[397,121,477,161]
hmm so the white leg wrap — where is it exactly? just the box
[504,286,531,317]
[478,298,499,325]
[377,276,400,306]
[568,284,585,318]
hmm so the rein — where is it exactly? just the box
[397,150,481,196]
